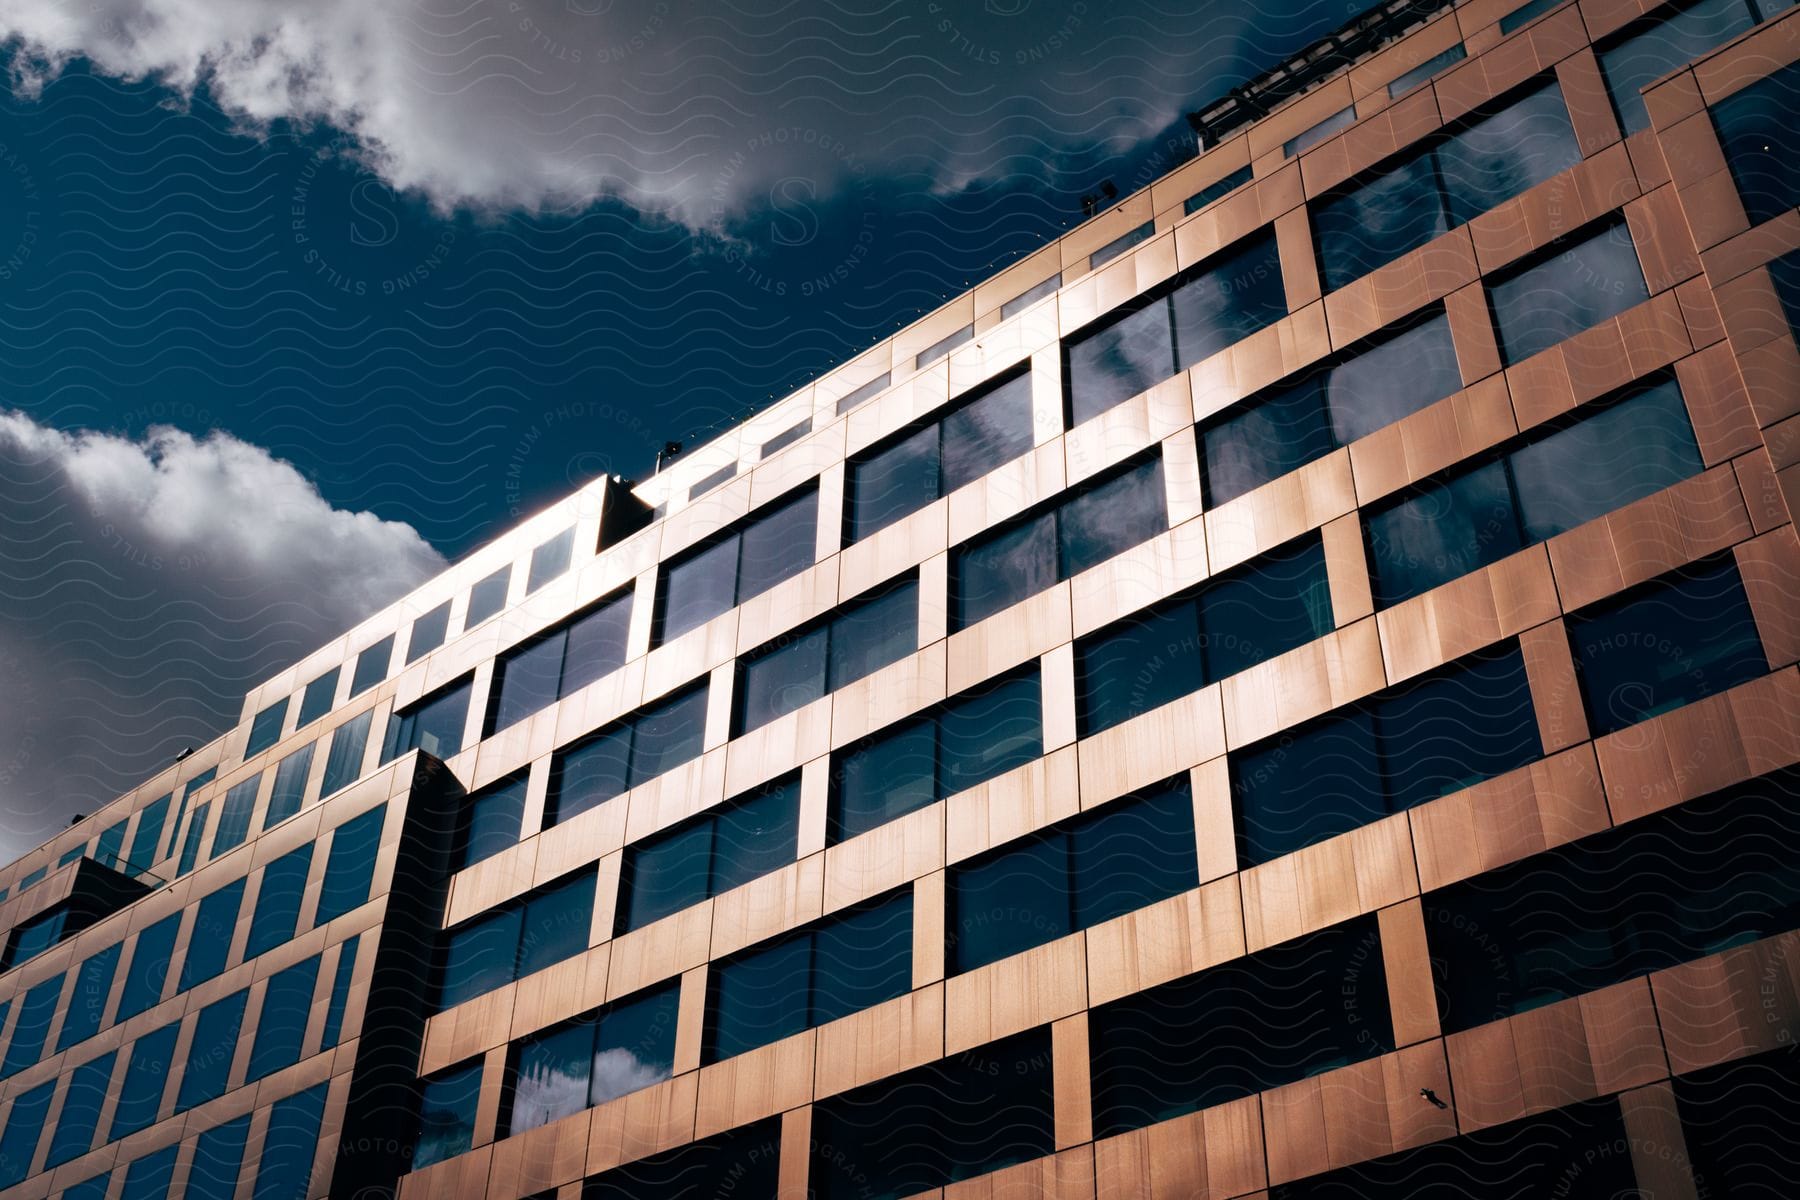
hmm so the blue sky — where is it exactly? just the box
[0,0,1344,858]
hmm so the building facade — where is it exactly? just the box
[4,0,1800,1195]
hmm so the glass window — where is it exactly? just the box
[735,577,917,734]
[264,744,314,830]
[953,453,1166,630]
[245,699,287,757]
[320,710,372,797]
[587,1118,781,1199]
[175,802,210,877]
[1076,533,1332,736]
[831,716,937,844]
[1326,311,1463,443]
[1,974,63,1079]
[507,983,679,1135]
[63,1174,112,1200]
[116,914,180,1020]
[437,872,595,1010]
[297,668,339,729]
[44,1050,115,1167]
[706,891,912,1063]
[1089,915,1391,1138]
[3,908,67,970]
[316,804,386,923]
[466,566,511,629]
[835,371,891,416]
[1568,556,1768,735]
[1426,767,1800,1033]
[407,601,452,663]
[413,1059,481,1169]
[489,627,564,733]
[455,773,528,872]
[656,535,736,645]
[687,461,737,501]
[1185,165,1254,214]
[1090,220,1154,269]
[1712,57,1800,225]
[1067,296,1173,426]
[626,686,708,787]
[0,1080,54,1189]
[762,418,811,458]
[1202,376,1334,506]
[1368,459,1523,607]
[210,775,260,859]
[809,1027,1053,1200]
[1387,43,1466,98]
[527,527,574,593]
[119,1144,178,1200]
[1489,219,1647,364]
[734,487,820,605]
[1499,0,1565,33]
[559,589,632,696]
[1772,247,1800,342]
[936,671,1042,796]
[658,488,819,644]
[1674,1045,1800,1199]
[251,1084,327,1200]
[618,777,800,933]
[180,878,246,990]
[110,1022,180,1141]
[249,956,320,1082]
[186,1115,251,1200]
[245,844,313,959]
[1316,81,1580,292]
[1170,227,1289,371]
[57,944,121,1052]
[1509,377,1702,539]
[949,779,1198,974]
[95,820,127,870]
[1285,104,1356,156]
[382,675,472,764]
[176,989,248,1111]
[319,937,359,1050]
[1001,271,1062,317]
[350,635,395,698]
[1600,0,1756,136]
[124,793,171,876]
[916,323,972,367]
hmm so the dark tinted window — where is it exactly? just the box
[1316,81,1580,292]
[320,710,372,797]
[1090,915,1391,1137]
[1674,1046,1800,1200]
[706,890,912,1063]
[119,1143,179,1200]
[248,956,320,1082]
[0,974,62,1079]
[952,453,1165,629]
[658,487,819,644]
[244,844,313,959]
[316,804,385,923]
[210,775,259,859]
[116,914,179,1021]
[488,589,632,733]
[437,872,595,1010]
[508,982,679,1134]
[849,372,1034,543]
[175,989,248,1110]
[245,700,287,757]
[57,944,121,1052]
[297,669,338,728]
[44,1050,115,1167]
[413,1059,482,1169]
[949,779,1198,975]
[1426,768,1800,1032]
[830,666,1042,844]
[0,1080,53,1189]
[1203,376,1334,507]
[1600,0,1756,135]
[466,566,511,628]
[109,1022,179,1141]
[1067,227,1287,424]
[547,682,709,826]
[1712,56,1800,225]
[528,527,574,592]
[349,633,394,697]
[320,936,358,1049]
[1234,645,1540,864]
[264,744,314,829]
[180,878,246,990]
[124,793,172,876]
[1076,534,1332,736]
[408,600,452,662]
[1489,219,1647,364]
[1567,555,1768,735]
[618,776,801,933]
[810,1028,1054,1199]
[585,1118,781,1200]
[381,675,472,764]
[187,1115,251,1200]
[1185,164,1254,214]
[454,772,528,871]
[1368,459,1523,606]
[252,1084,327,1200]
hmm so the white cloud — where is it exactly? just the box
[0,413,444,863]
[0,0,1338,231]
